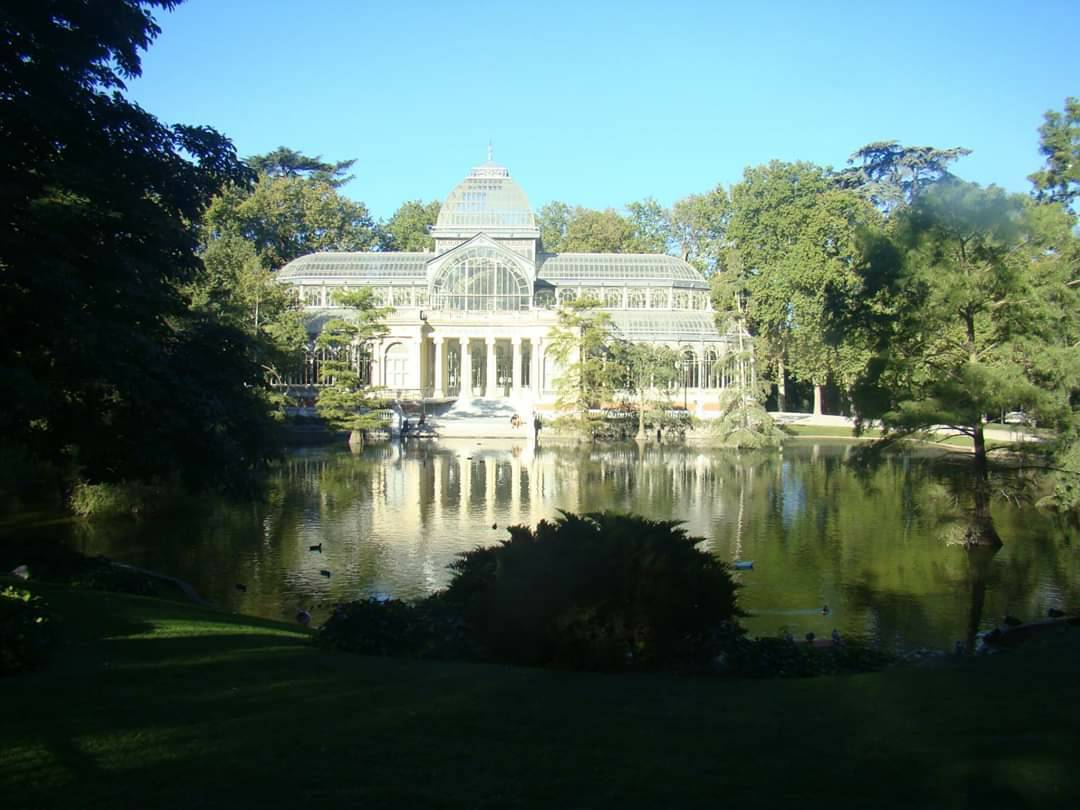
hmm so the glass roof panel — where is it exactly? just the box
[537,253,708,289]
[608,311,727,343]
[278,252,429,280]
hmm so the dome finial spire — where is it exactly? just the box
[487,141,493,162]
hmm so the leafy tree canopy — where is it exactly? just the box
[613,342,681,439]
[537,201,574,253]
[546,297,618,424]
[246,146,356,188]
[721,161,832,391]
[625,197,673,254]
[204,172,380,270]
[562,208,637,253]
[670,187,730,275]
[1028,97,1079,212]
[382,199,440,252]
[838,140,971,214]
[538,201,674,254]
[0,0,276,493]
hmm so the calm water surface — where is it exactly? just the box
[18,440,1080,652]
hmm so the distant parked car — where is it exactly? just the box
[1003,411,1032,425]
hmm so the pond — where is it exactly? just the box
[9,440,1079,653]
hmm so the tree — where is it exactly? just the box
[779,190,882,414]
[314,288,392,449]
[838,140,971,214]
[191,232,308,390]
[850,181,1079,544]
[1028,97,1079,212]
[246,146,356,187]
[546,297,618,429]
[382,200,440,252]
[562,209,637,253]
[724,161,833,411]
[204,171,380,270]
[616,343,680,440]
[625,197,673,254]
[0,0,276,494]
[537,201,574,253]
[671,187,730,274]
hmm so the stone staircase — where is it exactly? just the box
[425,397,533,439]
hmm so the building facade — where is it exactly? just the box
[277,156,742,416]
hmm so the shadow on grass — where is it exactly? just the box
[3,584,1079,809]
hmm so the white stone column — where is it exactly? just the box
[432,337,445,397]
[485,336,497,398]
[407,335,421,392]
[459,337,471,399]
[511,337,522,399]
[369,340,382,388]
[533,337,543,396]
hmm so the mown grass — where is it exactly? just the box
[781,423,1023,451]
[2,578,1078,809]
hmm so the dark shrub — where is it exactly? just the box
[718,634,893,678]
[316,597,479,661]
[441,511,742,671]
[1,587,55,676]
[318,598,426,657]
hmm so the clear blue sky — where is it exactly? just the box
[129,0,1078,221]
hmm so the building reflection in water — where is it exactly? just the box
[56,440,1079,655]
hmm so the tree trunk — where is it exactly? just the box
[813,384,824,416]
[777,355,787,412]
[965,425,1002,546]
[348,429,364,453]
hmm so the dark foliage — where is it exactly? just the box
[0,587,55,676]
[0,1,276,495]
[317,597,478,661]
[440,512,742,670]
[718,634,893,678]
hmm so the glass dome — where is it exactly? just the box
[434,161,536,231]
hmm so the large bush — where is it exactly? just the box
[441,511,742,671]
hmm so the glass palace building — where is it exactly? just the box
[277,157,741,416]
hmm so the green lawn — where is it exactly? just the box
[782,424,883,439]
[781,424,1023,451]
[3,578,1078,809]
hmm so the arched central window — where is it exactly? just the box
[430,248,530,312]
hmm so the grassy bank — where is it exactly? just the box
[3,580,1078,809]
[780,423,1024,451]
